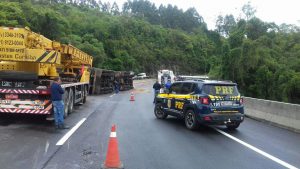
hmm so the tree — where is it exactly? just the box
[101,2,111,13]
[0,2,27,26]
[111,2,120,15]
[242,1,256,21]
[215,15,224,34]
[215,14,236,37]
[246,17,268,40]
[221,42,231,80]
[255,66,274,99]
[40,10,69,40]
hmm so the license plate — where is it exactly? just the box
[5,94,18,99]
[214,101,234,107]
[220,101,233,106]
[1,81,12,87]
[0,100,11,104]
[1,81,26,88]
[14,82,26,88]
[33,105,44,110]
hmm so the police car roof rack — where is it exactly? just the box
[217,79,233,83]
[193,79,205,82]
[195,79,233,83]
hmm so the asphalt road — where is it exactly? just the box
[0,79,299,169]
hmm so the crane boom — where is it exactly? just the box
[0,27,93,81]
[0,27,92,65]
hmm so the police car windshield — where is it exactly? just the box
[202,84,239,96]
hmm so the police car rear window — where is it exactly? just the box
[201,84,239,96]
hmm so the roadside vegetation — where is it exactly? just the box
[0,0,299,103]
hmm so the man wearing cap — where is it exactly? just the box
[51,77,69,130]
[153,80,161,103]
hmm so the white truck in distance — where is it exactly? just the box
[158,70,175,86]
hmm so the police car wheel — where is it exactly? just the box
[154,103,167,119]
[185,110,199,130]
[226,123,240,130]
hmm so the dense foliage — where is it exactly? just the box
[0,0,299,104]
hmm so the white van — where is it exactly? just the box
[158,70,175,86]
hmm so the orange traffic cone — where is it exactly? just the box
[102,125,124,169]
[130,92,135,101]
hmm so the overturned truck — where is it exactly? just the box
[89,68,133,94]
[115,71,134,91]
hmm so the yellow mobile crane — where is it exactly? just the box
[0,27,92,117]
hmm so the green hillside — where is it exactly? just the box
[0,0,299,103]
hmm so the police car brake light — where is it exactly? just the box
[200,97,210,105]
[203,116,212,121]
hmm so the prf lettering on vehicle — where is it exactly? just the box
[215,86,234,95]
[175,101,184,109]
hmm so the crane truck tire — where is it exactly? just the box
[64,90,69,118]
[82,86,87,103]
[0,71,38,81]
[68,89,74,114]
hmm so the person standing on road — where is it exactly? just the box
[165,79,172,91]
[114,80,119,94]
[51,77,69,130]
[153,80,161,103]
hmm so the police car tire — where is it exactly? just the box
[226,123,240,130]
[0,71,38,81]
[185,110,199,130]
[154,103,167,119]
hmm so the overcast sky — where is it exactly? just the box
[109,0,300,30]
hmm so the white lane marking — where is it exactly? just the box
[109,94,116,97]
[44,141,49,154]
[56,118,86,146]
[215,128,298,169]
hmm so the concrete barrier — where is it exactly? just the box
[244,97,300,132]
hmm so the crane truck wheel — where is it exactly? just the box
[64,90,69,118]
[68,89,74,114]
[0,71,38,81]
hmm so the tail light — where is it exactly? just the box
[200,97,210,105]
[240,97,244,105]
[39,89,50,95]
[203,116,211,121]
